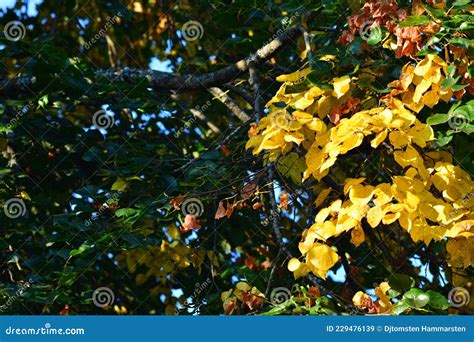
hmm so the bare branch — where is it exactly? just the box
[208,87,250,122]
[248,60,263,121]
[0,27,302,94]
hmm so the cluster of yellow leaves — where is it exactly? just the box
[383,54,452,113]
[254,54,474,280]
[288,242,339,280]
[353,282,393,314]
[118,235,219,315]
[304,103,433,181]
[246,68,353,161]
[221,282,265,314]
[118,226,219,284]
[292,151,474,279]
[247,58,445,180]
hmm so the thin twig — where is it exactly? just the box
[208,87,251,122]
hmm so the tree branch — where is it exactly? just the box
[208,87,250,122]
[0,27,302,94]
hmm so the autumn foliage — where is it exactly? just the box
[0,0,472,316]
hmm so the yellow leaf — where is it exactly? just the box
[112,178,128,191]
[293,96,314,110]
[332,76,351,99]
[341,132,364,152]
[413,79,432,103]
[294,262,310,278]
[335,214,358,233]
[284,132,304,145]
[389,131,409,149]
[313,221,337,240]
[367,205,383,228]
[306,118,326,131]
[317,96,335,118]
[293,111,313,124]
[353,291,372,308]
[447,238,474,268]
[394,145,422,169]
[276,68,311,82]
[307,243,339,279]
[288,258,301,272]
[409,220,446,245]
[370,129,388,148]
[375,282,392,312]
[373,183,393,206]
[19,191,31,201]
[314,188,332,208]
[351,224,365,247]
[349,184,374,205]
[343,178,366,195]
[319,156,337,173]
[414,56,433,77]
[408,123,434,148]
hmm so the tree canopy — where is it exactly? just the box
[0,0,473,315]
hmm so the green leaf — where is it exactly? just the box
[447,64,456,78]
[69,243,93,257]
[392,301,411,315]
[398,16,430,27]
[111,178,128,191]
[388,273,415,292]
[452,0,471,8]
[403,288,430,308]
[367,26,383,45]
[427,113,449,125]
[426,290,449,310]
[441,76,460,90]
[451,83,468,91]
[276,152,306,185]
[468,65,474,78]
[434,133,453,146]
[115,208,141,217]
[449,37,474,48]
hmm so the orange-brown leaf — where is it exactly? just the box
[220,144,230,157]
[241,182,257,200]
[181,214,201,232]
[279,191,289,210]
[169,196,184,210]
[215,201,226,220]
